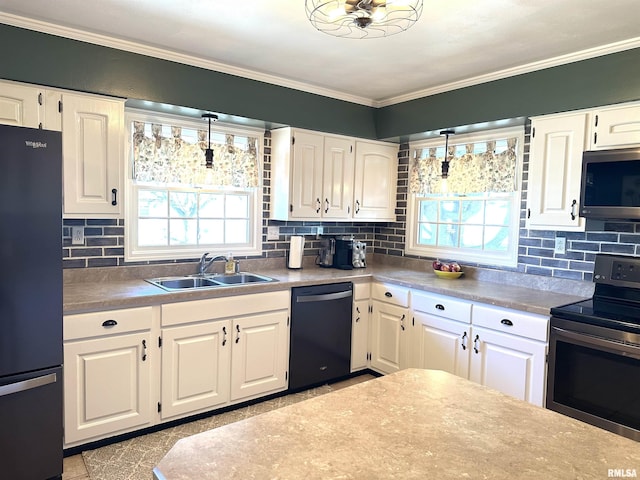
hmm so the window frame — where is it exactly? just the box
[405,127,524,267]
[124,109,264,262]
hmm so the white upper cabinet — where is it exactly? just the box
[0,80,61,130]
[590,102,640,149]
[527,112,588,231]
[61,92,124,217]
[271,127,396,222]
[353,140,398,221]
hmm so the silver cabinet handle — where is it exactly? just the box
[355,199,360,214]
[316,198,321,213]
[325,198,329,213]
[142,339,147,361]
[400,314,406,331]
[570,199,577,220]
[0,373,57,398]
[235,324,241,344]
[461,331,468,350]
[473,334,481,354]
[222,326,227,346]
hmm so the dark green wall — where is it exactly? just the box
[0,24,377,138]
[2,23,639,141]
[376,48,640,140]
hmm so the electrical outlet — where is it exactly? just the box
[267,226,279,241]
[554,237,566,254]
[72,226,84,245]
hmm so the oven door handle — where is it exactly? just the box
[553,326,640,359]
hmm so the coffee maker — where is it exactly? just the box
[317,237,334,268]
[333,238,354,270]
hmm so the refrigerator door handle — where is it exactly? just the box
[0,373,57,398]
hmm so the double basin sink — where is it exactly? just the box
[146,272,277,292]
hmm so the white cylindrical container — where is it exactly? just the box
[288,235,305,269]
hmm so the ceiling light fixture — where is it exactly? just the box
[202,113,218,169]
[440,129,455,179]
[305,0,423,39]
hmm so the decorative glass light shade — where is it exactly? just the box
[305,0,423,39]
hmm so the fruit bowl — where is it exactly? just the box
[433,269,464,279]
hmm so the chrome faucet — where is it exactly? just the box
[198,253,228,275]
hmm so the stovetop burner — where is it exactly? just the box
[551,254,640,335]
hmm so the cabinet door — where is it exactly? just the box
[351,299,369,371]
[230,310,288,402]
[592,103,640,149]
[323,136,354,219]
[468,326,547,407]
[161,321,231,420]
[413,311,470,379]
[0,81,42,128]
[62,93,124,216]
[370,300,408,374]
[527,114,587,231]
[289,130,324,218]
[353,141,397,220]
[64,332,151,445]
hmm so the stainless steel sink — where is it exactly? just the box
[214,273,276,285]
[147,276,221,290]
[146,272,277,291]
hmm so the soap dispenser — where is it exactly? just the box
[225,252,236,274]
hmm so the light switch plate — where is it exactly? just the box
[72,226,84,245]
[554,237,566,254]
[267,226,279,241]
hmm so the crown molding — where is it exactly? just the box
[2,12,639,110]
[373,36,640,108]
[0,12,376,107]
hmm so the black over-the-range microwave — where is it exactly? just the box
[580,146,640,220]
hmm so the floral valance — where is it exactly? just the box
[409,137,518,195]
[132,121,260,188]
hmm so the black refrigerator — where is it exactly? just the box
[0,124,63,480]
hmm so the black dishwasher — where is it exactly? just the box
[289,282,353,391]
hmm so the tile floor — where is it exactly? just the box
[62,374,375,479]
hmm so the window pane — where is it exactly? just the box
[139,219,167,246]
[199,193,224,218]
[170,219,197,245]
[484,226,510,252]
[199,219,224,244]
[419,201,438,222]
[438,223,459,247]
[461,200,484,224]
[460,225,484,249]
[486,200,511,226]
[439,201,460,222]
[418,223,436,245]
[138,190,167,217]
[226,194,249,218]
[170,192,197,218]
[225,219,249,243]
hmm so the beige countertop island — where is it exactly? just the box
[153,369,640,480]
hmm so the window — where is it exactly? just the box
[125,110,263,262]
[406,128,523,267]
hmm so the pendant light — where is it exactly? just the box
[202,113,218,168]
[440,129,455,179]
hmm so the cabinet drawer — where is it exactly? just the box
[64,306,153,341]
[371,283,409,307]
[412,290,472,324]
[353,281,370,301]
[472,303,549,342]
[162,290,289,326]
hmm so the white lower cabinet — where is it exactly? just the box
[370,283,410,375]
[160,320,231,420]
[410,290,548,407]
[470,304,548,407]
[351,282,371,372]
[63,307,154,447]
[411,290,472,378]
[159,291,289,421]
